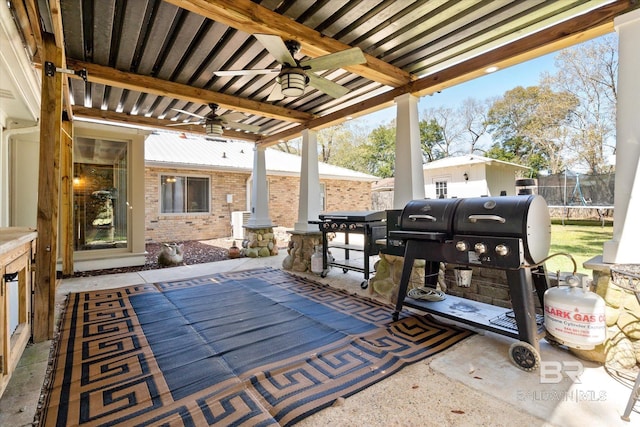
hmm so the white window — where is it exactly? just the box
[435,180,448,199]
[161,175,210,213]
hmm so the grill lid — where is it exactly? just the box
[318,210,386,222]
[399,198,462,234]
[453,195,551,264]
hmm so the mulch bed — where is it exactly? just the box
[65,241,230,278]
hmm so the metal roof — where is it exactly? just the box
[10,0,637,146]
[423,154,530,170]
[145,131,379,180]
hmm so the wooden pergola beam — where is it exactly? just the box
[72,107,261,142]
[9,0,38,57]
[33,33,63,342]
[60,114,73,275]
[63,59,314,124]
[163,0,413,88]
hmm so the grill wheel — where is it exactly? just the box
[508,341,541,372]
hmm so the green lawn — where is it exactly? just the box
[544,221,613,276]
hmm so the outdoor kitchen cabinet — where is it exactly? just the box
[0,228,36,399]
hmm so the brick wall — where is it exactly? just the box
[445,265,543,311]
[324,179,373,212]
[145,167,374,242]
[145,167,248,242]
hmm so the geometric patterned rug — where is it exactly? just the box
[38,267,473,426]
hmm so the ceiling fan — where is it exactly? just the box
[213,34,366,101]
[168,103,261,136]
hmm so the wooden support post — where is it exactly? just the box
[60,114,73,275]
[33,33,63,342]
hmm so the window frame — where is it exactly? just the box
[159,173,211,215]
[434,179,449,199]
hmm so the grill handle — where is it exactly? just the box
[323,216,348,220]
[468,214,506,223]
[408,214,437,222]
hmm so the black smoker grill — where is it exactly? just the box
[391,195,551,371]
[311,211,387,289]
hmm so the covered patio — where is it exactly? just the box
[2,0,640,425]
[1,253,636,426]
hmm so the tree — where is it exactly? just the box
[422,107,464,157]
[486,85,577,174]
[273,122,366,166]
[360,125,396,178]
[316,124,356,163]
[326,121,372,173]
[541,34,617,173]
[419,118,446,162]
[459,97,492,155]
[274,140,300,155]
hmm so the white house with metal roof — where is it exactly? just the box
[423,155,530,199]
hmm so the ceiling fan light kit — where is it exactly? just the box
[205,120,224,136]
[169,103,260,136]
[214,34,366,101]
[279,69,307,97]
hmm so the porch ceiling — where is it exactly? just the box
[11,0,638,146]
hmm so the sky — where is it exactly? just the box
[353,52,559,128]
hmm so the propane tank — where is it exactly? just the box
[310,245,324,275]
[544,274,606,349]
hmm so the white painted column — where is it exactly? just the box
[295,129,321,232]
[247,144,273,227]
[603,8,640,264]
[393,93,425,209]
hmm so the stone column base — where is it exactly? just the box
[369,253,429,303]
[581,256,640,369]
[282,231,323,273]
[242,226,279,257]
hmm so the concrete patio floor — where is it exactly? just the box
[0,252,637,426]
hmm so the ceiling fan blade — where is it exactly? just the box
[254,34,296,65]
[225,121,261,133]
[267,82,284,101]
[171,108,207,120]
[301,47,366,71]
[213,68,279,77]
[306,73,350,98]
[166,122,200,127]
[220,112,248,122]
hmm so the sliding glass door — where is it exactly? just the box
[73,137,129,251]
